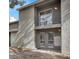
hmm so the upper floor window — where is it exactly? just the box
[39,8,53,26]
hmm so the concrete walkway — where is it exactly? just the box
[9,48,70,59]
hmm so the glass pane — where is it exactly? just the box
[40,32,45,44]
[47,32,54,48]
[48,41,53,44]
[48,32,53,40]
[39,9,53,26]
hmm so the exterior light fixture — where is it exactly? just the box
[54,7,58,10]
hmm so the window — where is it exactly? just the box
[48,32,53,40]
[39,32,45,47]
[40,34,45,43]
[48,32,54,48]
[38,32,54,49]
[39,8,53,26]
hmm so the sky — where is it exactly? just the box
[9,0,36,22]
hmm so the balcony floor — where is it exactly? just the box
[35,24,61,31]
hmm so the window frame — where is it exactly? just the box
[47,32,54,48]
[38,8,53,26]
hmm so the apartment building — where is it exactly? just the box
[9,0,70,55]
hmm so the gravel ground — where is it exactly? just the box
[9,47,70,59]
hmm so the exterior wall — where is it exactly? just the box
[9,22,18,31]
[61,0,70,55]
[9,22,18,47]
[10,32,17,47]
[15,6,36,49]
[54,33,61,47]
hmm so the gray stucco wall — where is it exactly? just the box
[15,6,36,49]
[9,22,18,47]
[61,0,70,55]
[10,32,17,47]
[54,32,61,47]
[9,22,18,31]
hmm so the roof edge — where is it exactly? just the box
[9,20,19,24]
[17,0,45,11]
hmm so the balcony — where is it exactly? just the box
[35,6,61,30]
